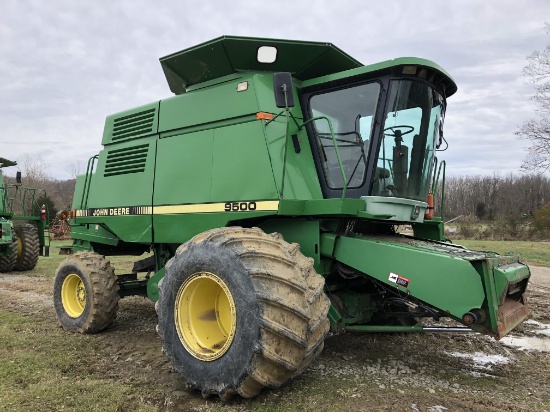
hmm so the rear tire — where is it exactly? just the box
[156,227,330,400]
[14,224,40,271]
[0,240,17,272]
[53,252,119,333]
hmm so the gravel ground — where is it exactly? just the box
[0,264,549,411]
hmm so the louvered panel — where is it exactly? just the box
[110,108,156,141]
[104,144,149,177]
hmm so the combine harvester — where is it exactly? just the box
[0,157,49,272]
[54,36,531,400]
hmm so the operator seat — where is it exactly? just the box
[371,167,391,195]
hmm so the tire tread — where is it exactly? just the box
[54,251,119,334]
[14,224,40,271]
[157,227,329,400]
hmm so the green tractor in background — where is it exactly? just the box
[54,37,531,400]
[0,157,50,272]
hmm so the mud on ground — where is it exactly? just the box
[0,266,549,411]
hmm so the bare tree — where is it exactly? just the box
[65,160,84,179]
[516,23,550,173]
[6,155,76,213]
[18,153,50,185]
[444,174,550,220]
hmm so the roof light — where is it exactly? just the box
[257,46,277,63]
[237,81,248,92]
[402,65,417,75]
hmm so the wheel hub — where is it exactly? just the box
[61,273,87,318]
[77,286,86,302]
[174,272,237,361]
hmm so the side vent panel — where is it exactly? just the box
[112,108,155,141]
[104,144,149,177]
[102,103,159,145]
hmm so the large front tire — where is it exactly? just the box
[53,252,119,333]
[156,227,330,400]
[14,224,40,271]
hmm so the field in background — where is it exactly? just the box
[455,239,550,266]
[40,239,550,276]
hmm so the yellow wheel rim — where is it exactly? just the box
[16,236,23,260]
[174,272,237,361]
[61,274,87,318]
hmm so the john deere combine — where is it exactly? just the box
[0,157,49,272]
[54,36,531,400]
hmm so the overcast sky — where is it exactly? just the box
[1,0,549,180]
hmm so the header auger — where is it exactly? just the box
[54,36,530,400]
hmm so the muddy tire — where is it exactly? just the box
[14,224,40,271]
[53,252,119,333]
[0,240,17,272]
[156,227,330,400]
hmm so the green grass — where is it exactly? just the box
[0,309,159,411]
[455,239,550,266]
[0,242,158,410]
[34,240,149,278]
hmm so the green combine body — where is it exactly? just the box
[55,36,531,400]
[0,157,49,272]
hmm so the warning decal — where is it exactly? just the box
[388,272,410,288]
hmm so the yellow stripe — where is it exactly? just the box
[249,200,280,211]
[75,201,280,217]
[153,201,279,215]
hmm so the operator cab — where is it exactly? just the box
[301,64,453,210]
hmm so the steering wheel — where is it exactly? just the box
[383,125,414,137]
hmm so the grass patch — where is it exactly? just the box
[456,239,550,266]
[0,309,160,411]
[42,238,549,275]
[34,240,150,279]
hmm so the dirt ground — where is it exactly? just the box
[0,264,549,411]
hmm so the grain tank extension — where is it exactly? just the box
[54,36,531,400]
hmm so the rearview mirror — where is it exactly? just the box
[16,171,22,185]
[273,72,295,108]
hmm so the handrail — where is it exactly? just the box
[3,184,47,218]
[431,157,438,193]
[0,185,8,214]
[279,108,291,198]
[300,116,347,199]
[81,155,98,209]
[431,159,446,221]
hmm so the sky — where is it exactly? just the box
[1,0,549,180]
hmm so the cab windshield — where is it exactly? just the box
[309,82,381,189]
[308,79,445,201]
[374,80,445,201]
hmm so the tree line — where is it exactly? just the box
[3,155,550,239]
[437,174,550,240]
[442,174,550,221]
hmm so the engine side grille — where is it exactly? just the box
[111,108,156,142]
[104,144,149,177]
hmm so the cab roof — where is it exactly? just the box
[160,36,362,94]
[160,36,457,97]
